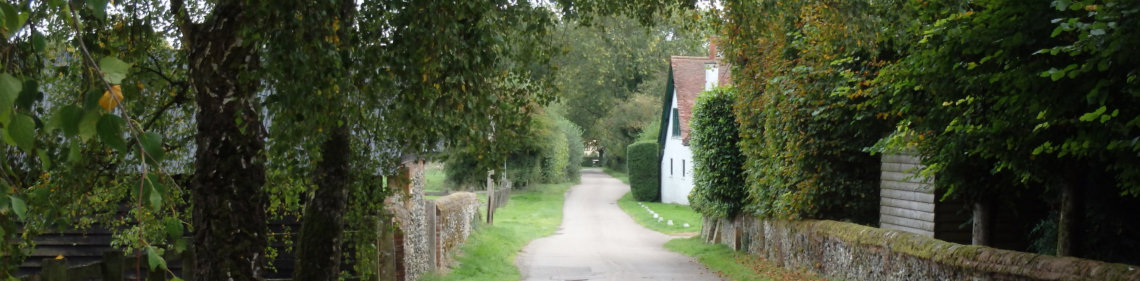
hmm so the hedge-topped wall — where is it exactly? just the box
[703,216,1140,281]
[627,141,660,202]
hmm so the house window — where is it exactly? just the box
[670,158,674,176]
[682,160,686,177]
[671,108,681,138]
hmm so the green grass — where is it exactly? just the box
[604,167,701,234]
[665,237,829,281]
[420,182,571,281]
[616,192,702,234]
[602,168,629,185]
[424,163,449,192]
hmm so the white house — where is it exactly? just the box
[656,43,731,205]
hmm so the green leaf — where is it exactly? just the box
[67,140,82,164]
[139,132,165,165]
[0,74,19,125]
[145,174,164,212]
[163,217,183,240]
[36,148,51,170]
[96,114,126,152]
[146,246,166,271]
[0,73,20,105]
[15,79,40,110]
[98,57,131,84]
[149,184,162,212]
[86,0,108,20]
[171,277,185,281]
[55,105,83,137]
[6,113,35,152]
[9,195,26,221]
[1,3,24,37]
[1079,106,1107,122]
[78,110,101,141]
[32,31,46,53]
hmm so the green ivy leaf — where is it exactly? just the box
[146,245,166,271]
[6,112,36,152]
[98,57,131,84]
[8,195,26,221]
[139,132,165,165]
[96,114,127,152]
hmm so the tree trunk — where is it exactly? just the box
[1057,181,1079,256]
[183,1,268,280]
[972,200,992,246]
[293,125,351,281]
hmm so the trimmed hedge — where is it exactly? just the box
[689,87,746,218]
[627,141,660,202]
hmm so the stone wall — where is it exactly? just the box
[381,159,483,281]
[704,216,1140,281]
[433,192,480,268]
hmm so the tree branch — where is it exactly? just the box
[170,0,194,43]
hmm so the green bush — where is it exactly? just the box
[446,110,581,189]
[723,1,889,224]
[626,141,660,202]
[689,87,746,218]
[557,116,585,182]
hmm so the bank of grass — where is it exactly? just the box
[616,193,702,235]
[604,166,825,281]
[420,182,571,281]
[665,237,830,281]
[603,168,700,234]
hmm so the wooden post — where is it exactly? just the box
[42,257,68,281]
[972,200,992,246]
[102,251,125,281]
[486,170,495,225]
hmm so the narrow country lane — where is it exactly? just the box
[515,169,726,281]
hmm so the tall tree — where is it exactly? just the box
[170,0,272,279]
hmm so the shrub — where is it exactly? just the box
[627,141,660,202]
[557,116,585,182]
[689,87,746,218]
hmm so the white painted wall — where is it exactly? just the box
[660,89,694,205]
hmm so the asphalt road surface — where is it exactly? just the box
[515,169,726,281]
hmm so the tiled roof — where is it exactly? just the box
[670,56,731,145]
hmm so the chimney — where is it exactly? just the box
[708,36,718,59]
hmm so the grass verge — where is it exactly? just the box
[420,182,572,281]
[602,168,629,185]
[616,192,702,235]
[604,167,700,235]
[665,237,830,281]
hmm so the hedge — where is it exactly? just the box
[689,87,746,218]
[627,141,660,202]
